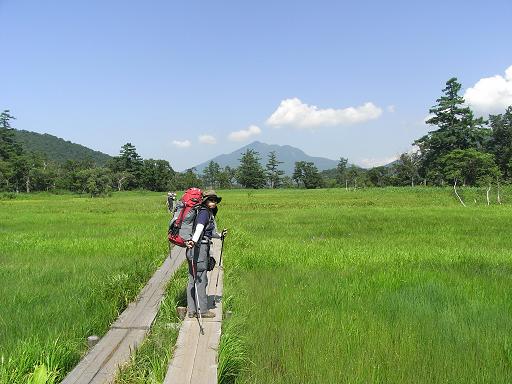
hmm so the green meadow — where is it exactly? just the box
[0,192,170,383]
[218,188,512,383]
[1,188,511,383]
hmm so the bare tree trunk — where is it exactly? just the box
[26,176,30,193]
[117,176,126,191]
[453,180,466,207]
[486,184,491,206]
[497,178,502,205]
[345,180,348,191]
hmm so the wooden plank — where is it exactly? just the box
[189,321,221,383]
[89,329,147,384]
[163,239,224,384]
[62,246,186,384]
[163,320,199,384]
[62,328,128,384]
[113,247,185,329]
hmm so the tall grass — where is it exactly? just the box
[2,187,511,383]
[0,191,170,383]
[218,187,512,383]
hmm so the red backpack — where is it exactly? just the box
[168,188,203,247]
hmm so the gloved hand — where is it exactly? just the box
[221,228,228,239]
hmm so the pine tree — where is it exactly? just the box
[488,106,512,180]
[293,161,322,189]
[335,157,348,186]
[203,161,221,188]
[236,149,266,189]
[108,143,143,189]
[414,78,489,179]
[0,110,23,161]
[265,151,284,188]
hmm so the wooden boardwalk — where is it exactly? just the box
[62,246,186,384]
[163,238,224,384]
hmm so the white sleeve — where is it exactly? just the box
[191,224,205,243]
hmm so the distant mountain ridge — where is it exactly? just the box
[193,141,339,175]
[14,130,112,165]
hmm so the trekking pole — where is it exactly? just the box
[215,235,225,289]
[191,259,205,335]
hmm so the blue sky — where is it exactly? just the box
[1,0,511,170]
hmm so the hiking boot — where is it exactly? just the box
[200,310,216,318]
[187,312,197,318]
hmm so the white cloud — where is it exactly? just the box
[172,140,191,148]
[358,155,399,168]
[228,125,261,142]
[199,134,217,144]
[387,105,396,113]
[266,98,382,129]
[464,65,512,114]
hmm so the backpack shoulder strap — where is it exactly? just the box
[192,205,211,237]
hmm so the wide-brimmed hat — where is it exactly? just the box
[202,190,222,204]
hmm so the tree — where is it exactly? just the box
[345,165,369,188]
[20,152,46,193]
[488,106,512,181]
[367,166,391,187]
[414,78,489,179]
[76,168,112,196]
[0,110,22,161]
[141,159,175,191]
[335,157,348,187]
[236,149,266,189]
[10,155,30,193]
[217,165,236,189]
[392,153,420,186]
[265,151,284,188]
[30,159,59,191]
[203,161,221,189]
[57,159,93,192]
[293,161,323,189]
[112,171,133,191]
[173,168,202,190]
[440,148,500,187]
[108,143,143,189]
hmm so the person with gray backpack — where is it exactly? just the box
[185,190,227,319]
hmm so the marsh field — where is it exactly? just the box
[1,188,511,383]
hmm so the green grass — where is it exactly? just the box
[218,187,512,383]
[2,187,511,383]
[0,191,171,383]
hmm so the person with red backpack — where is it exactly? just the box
[185,190,227,319]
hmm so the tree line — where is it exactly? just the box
[203,78,512,191]
[2,77,512,195]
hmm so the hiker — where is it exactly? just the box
[167,192,177,213]
[186,190,227,318]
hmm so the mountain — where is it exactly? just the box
[14,129,112,165]
[193,141,339,175]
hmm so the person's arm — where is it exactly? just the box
[186,209,209,248]
[191,224,205,242]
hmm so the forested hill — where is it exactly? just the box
[14,129,112,165]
